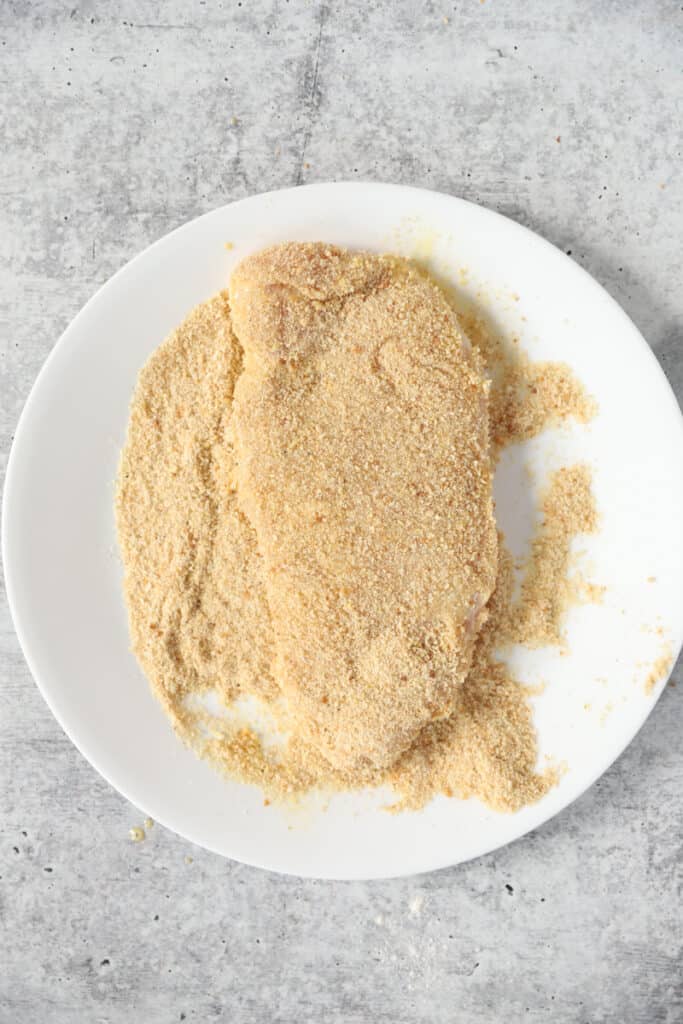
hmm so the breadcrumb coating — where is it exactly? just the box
[116,245,598,813]
[229,244,497,770]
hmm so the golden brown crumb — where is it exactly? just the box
[644,645,673,695]
[129,827,145,843]
[505,466,597,647]
[229,244,497,771]
[600,702,614,726]
[116,246,599,816]
[573,579,606,604]
[116,292,276,720]
[191,544,556,812]
[461,312,595,455]
[386,544,558,812]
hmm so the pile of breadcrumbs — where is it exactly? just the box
[116,244,597,813]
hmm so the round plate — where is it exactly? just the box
[4,183,683,879]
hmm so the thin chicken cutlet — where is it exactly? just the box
[229,243,497,772]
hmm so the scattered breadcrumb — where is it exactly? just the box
[644,645,673,695]
[600,702,614,726]
[573,579,606,604]
[129,827,145,843]
[460,313,596,455]
[506,466,598,647]
[116,246,599,816]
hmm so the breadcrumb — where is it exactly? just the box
[229,244,497,770]
[116,246,598,815]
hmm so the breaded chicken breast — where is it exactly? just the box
[229,243,497,772]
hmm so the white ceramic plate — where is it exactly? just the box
[4,183,683,879]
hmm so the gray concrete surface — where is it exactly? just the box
[1,2,682,1021]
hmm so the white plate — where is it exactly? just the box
[4,183,683,879]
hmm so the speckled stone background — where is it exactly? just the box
[1,2,682,1021]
